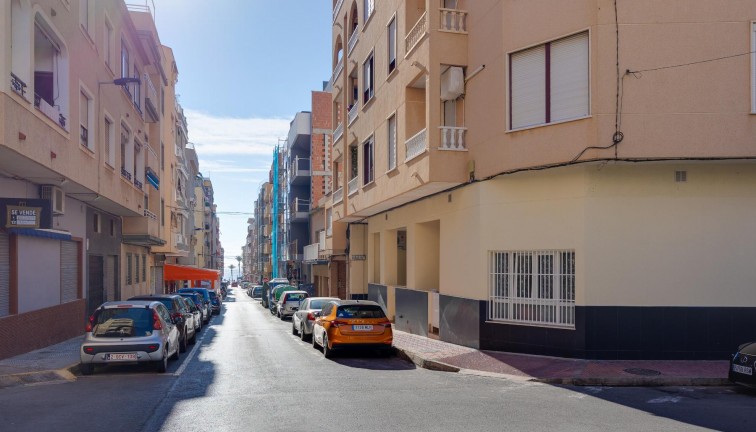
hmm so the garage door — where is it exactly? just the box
[60,240,79,303]
[0,233,9,317]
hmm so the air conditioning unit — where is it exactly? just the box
[441,66,465,101]
[40,185,65,215]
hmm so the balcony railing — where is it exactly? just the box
[10,73,27,98]
[334,122,344,143]
[347,26,359,56]
[348,176,359,196]
[332,0,344,22]
[290,157,311,180]
[405,12,428,55]
[333,187,344,204]
[439,8,468,33]
[304,243,320,262]
[405,128,428,161]
[348,104,358,126]
[134,178,143,190]
[34,93,68,130]
[439,126,467,151]
[144,209,157,220]
[332,56,344,84]
[121,167,132,181]
[293,198,310,213]
[143,73,159,122]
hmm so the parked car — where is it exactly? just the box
[177,288,212,324]
[181,297,203,334]
[276,291,309,320]
[248,285,263,299]
[312,300,393,359]
[129,295,196,352]
[80,300,180,374]
[261,278,290,309]
[208,290,222,315]
[292,297,339,341]
[269,285,298,315]
[178,292,208,326]
[729,342,756,388]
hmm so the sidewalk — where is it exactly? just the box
[0,330,732,389]
[392,330,731,386]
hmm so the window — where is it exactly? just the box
[121,41,129,80]
[135,253,139,284]
[93,213,101,233]
[443,99,456,127]
[363,0,374,21]
[104,115,115,166]
[349,144,359,181]
[79,89,92,150]
[488,250,575,328]
[326,209,332,236]
[110,219,115,236]
[132,64,141,109]
[120,124,130,177]
[79,0,93,35]
[509,31,589,130]
[103,19,113,68]
[388,17,397,74]
[363,52,374,104]
[362,136,374,185]
[387,114,397,170]
[34,18,69,130]
[126,253,132,285]
[142,255,146,282]
[161,199,165,226]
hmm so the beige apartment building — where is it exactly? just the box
[328,0,756,359]
[0,1,191,359]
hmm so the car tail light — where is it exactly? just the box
[153,310,163,330]
[330,320,348,328]
[379,321,392,328]
[83,346,95,354]
[307,312,316,321]
[85,314,96,332]
[146,344,159,352]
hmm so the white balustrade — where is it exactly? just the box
[333,187,344,204]
[405,12,427,54]
[439,8,468,33]
[439,126,467,151]
[332,56,344,84]
[333,0,344,22]
[348,104,358,125]
[348,176,359,196]
[405,128,428,161]
[334,122,344,143]
[347,26,359,56]
[304,243,320,262]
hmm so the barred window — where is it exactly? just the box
[489,250,575,328]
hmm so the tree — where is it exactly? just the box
[236,256,242,279]
[229,264,235,281]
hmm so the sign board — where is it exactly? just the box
[351,255,366,261]
[1,199,52,229]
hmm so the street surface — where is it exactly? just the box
[1,288,754,432]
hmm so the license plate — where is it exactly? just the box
[353,325,373,331]
[733,364,753,375]
[106,353,137,361]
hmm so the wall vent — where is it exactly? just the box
[675,171,687,183]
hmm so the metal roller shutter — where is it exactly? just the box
[61,241,78,303]
[550,32,590,123]
[0,233,9,317]
[510,44,546,129]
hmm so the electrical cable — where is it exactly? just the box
[628,50,756,75]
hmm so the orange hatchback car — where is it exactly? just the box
[312,300,393,358]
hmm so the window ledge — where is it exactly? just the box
[386,66,399,82]
[507,115,591,134]
[80,144,96,157]
[104,162,116,171]
[362,180,375,189]
[80,26,96,51]
[362,95,376,111]
[385,166,398,175]
[362,10,376,31]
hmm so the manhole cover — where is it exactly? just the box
[623,368,661,376]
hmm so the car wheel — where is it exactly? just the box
[189,329,197,345]
[312,330,319,348]
[179,331,188,353]
[300,324,308,341]
[80,363,94,375]
[323,334,333,359]
[156,351,168,373]
[170,343,180,361]
[292,321,298,335]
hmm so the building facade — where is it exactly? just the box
[327,0,756,359]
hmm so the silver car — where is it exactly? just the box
[80,301,181,374]
[277,291,309,320]
[292,297,339,340]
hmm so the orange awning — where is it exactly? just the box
[163,264,220,288]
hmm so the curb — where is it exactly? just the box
[0,363,79,390]
[393,347,460,373]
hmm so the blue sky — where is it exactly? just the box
[152,0,331,277]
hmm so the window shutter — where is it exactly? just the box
[550,32,589,123]
[511,46,546,129]
[61,241,78,303]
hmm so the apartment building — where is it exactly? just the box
[0,1,184,358]
[328,0,756,359]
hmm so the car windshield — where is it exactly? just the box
[336,305,386,319]
[309,299,334,309]
[93,308,153,338]
[285,293,306,302]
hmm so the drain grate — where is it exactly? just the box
[623,368,661,376]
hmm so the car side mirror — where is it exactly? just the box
[172,316,180,324]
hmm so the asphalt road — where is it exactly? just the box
[1,288,755,432]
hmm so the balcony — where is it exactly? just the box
[348,104,358,126]
[439,126,467,151]
[334,122,344,143]
[122,211,164,247]
[405,12,428,56]
[439,8,468,33]
[34,93,68,131]
[332,56,344,85]
[134,178,143,190]
[289,157,311,185]
[174,233,190,252]
[348,176,359,196]
[291,198,310,222]
[347,27,359,57]
[121,167,132,181]
[333,187,344,205]
[332,0,344,23]
[406,128,428,161]
[10,73,28,99]
[143,73,159,123]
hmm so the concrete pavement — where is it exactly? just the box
[0,322,732,389]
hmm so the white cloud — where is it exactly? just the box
[185,109,291,156]
[198,159,269,174]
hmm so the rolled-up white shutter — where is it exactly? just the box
[550,32,589,123]
[511,45,546,129]
[0,233,9,317]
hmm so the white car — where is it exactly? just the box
[292,297,339,340]
[80,301,181,374]
[276,291,309,320]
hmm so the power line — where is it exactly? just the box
[627,50,756,75]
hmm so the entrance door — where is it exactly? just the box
[337,261,346,299]
[87,255,104,316]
